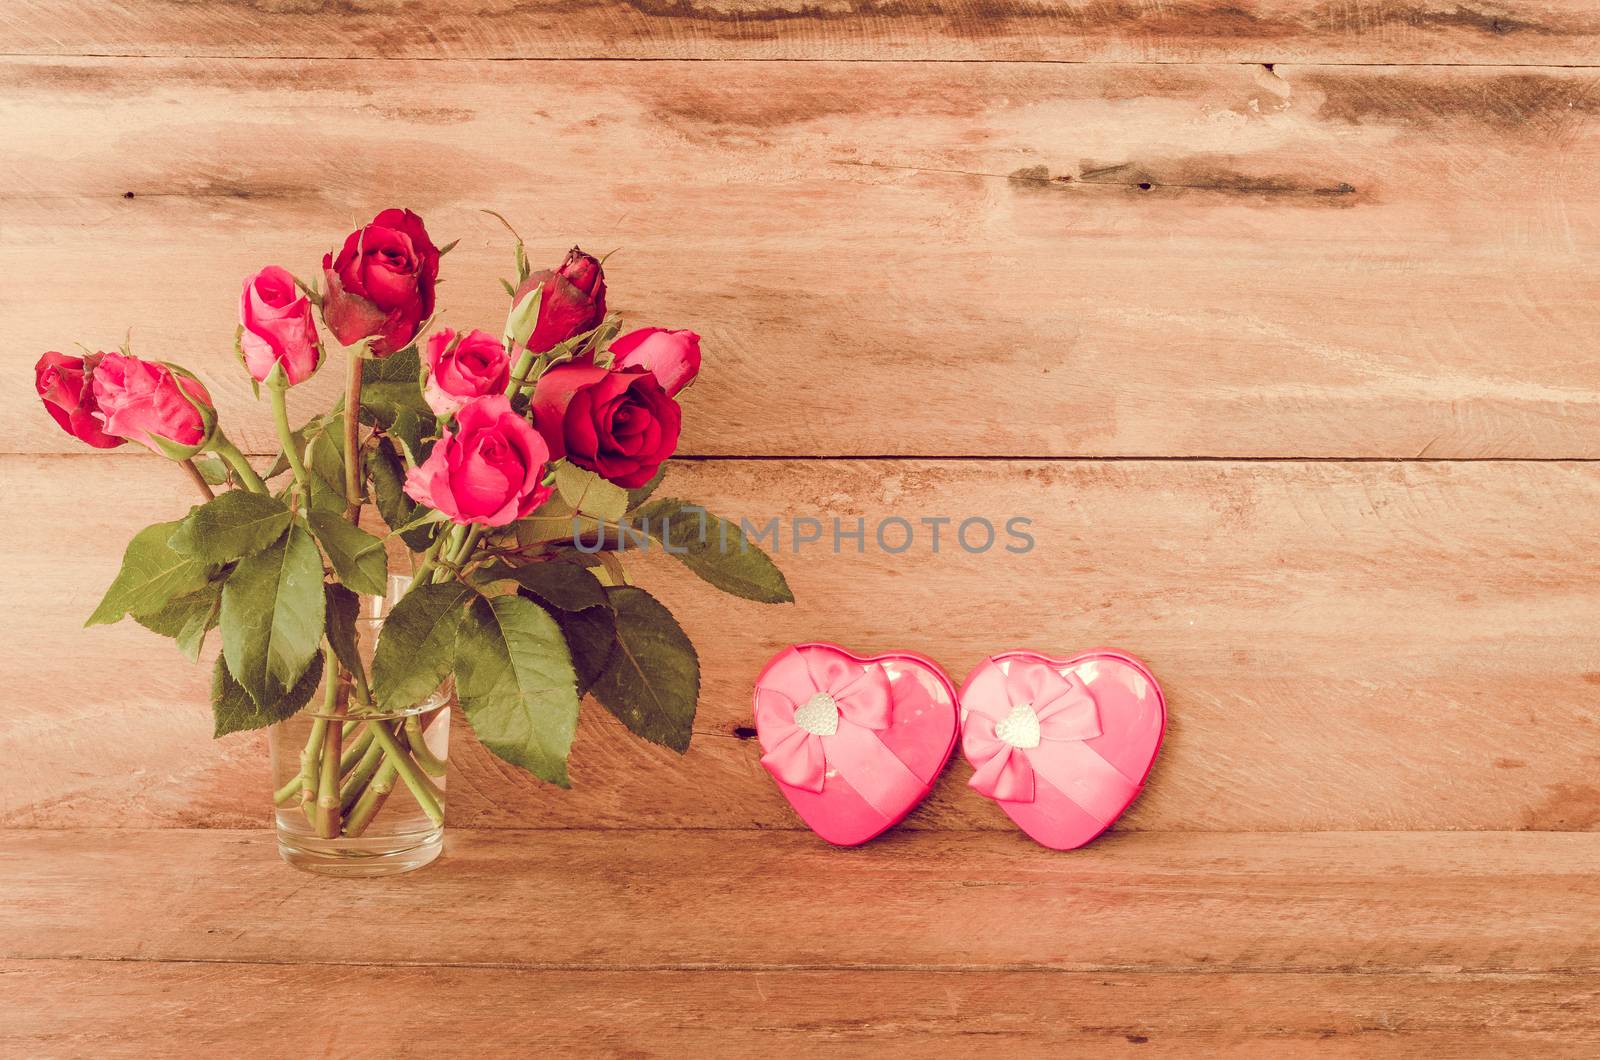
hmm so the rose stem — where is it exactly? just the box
[180,459,215,502]
[210,433,268,494]
[294,667,340,816]
[504,350,535,397]
[405,714,447,777]
[338,736,386,816]
[314,648,346,838]
[342,759,396,838]
[274,728,367,806]
[343,709,446,837]
[342,349,364,524]
[409,533,448,586]
[267,379,308,496]
[366,720,445,826]
[448,526,484,568]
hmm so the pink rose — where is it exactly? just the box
[512,246,606,354]
[322,208,440,356]
[91,353,214,454]
[531,363,680,489]
[240,265,320,385]
[35,351,125,449]
[423,328,510,417]
[404,395,553,526]
[609,327,701,397]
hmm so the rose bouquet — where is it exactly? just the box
[37,209,792,873]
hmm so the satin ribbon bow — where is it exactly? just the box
[755,648,894,793]
[962,658,1102,803]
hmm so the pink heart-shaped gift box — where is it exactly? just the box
[752,643,958,846]
[959,648,1166,850]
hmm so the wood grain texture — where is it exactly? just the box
[5,0,1600,65]
[6,58,1600,459]
[5,455,1597,832]
[4,830,1597,972]
[4,962,1597,1059]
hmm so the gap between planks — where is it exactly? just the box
[3,53,1600,70]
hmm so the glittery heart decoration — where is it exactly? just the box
[994,702,1041,749]
[793,692,840,736]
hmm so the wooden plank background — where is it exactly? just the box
[3,2,1598,1054]
[5,58,1600,459]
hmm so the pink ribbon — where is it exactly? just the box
[963,658,1135,818]
[755,647,925,818]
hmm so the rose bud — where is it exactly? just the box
[91,352,215,457]
[403,395,553,526]
[239,265,320,385]
[35,351,126,449]
[512,246,607,354]
[321,208,440,356]
[530,363,681,489]
[422,328,511,417]
[609,327,701,397]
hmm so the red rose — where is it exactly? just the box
[36,351,125,449]
[530,363,681,489]
[423,328,510,417]
[91,352,214,455]
[240,265,320,385]
[609,327,701,397]
[322,208,439,356]
[403,395,553,526]
[512,246,606,354]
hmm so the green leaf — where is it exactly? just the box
[484,558,608,614]
[134,580,223,662]
[212,650,324,737]
[555,463,628,523]
[631,499,795,604]
[361,344,436,441]
[386,406,429,465]
[192,453,230,486]
[87,520,214,627]
[590,586,699,753]
[390,506,450,538]
[366,440,434,552]
[455,594,580,786]
[220,525,327,708]
[477,559,616,696]
[504,281,543,351]
[625,466,667,510]
[307,511,389,597]
[324,582,364,680]
[371,581,473,711]
[169,491,293,566]
[551,603,616,696]
[304,420,344,491]
[362,344,422,386]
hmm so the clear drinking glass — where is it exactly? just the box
[268,576,449,876]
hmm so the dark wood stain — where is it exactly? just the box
[1305,72,1600,138]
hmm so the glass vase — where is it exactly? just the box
[268,576,449,877]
